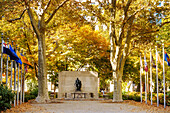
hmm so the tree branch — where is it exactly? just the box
[113,0,116,17]
[42,0,51,17]
[131,21,170,37]
[27,8,40,38]
[110,0,118,47]
[22,0,40,38]
[119,16,135,70]
[127,6,147,22]
[124,0,132,17]
[7,8,27,22]
[45,0,69,25]
[118,0,132,46]
[159,21,170,27]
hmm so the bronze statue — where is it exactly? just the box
[75,78,82,91]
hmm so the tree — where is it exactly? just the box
[5,0,69,103]
[60,24,112,87]
[78,0,169,101]
[108,0,170,102]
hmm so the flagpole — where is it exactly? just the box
[162,43,166,108]
[17,47,20,106]
[20,49,23,105]
[0,33,3,84]
[14,45,17,107]
[156,46,159,107]
[146,71,149,101]
[10,41,13,89]
[150,48,153,105]
[140,53,142,103]
[147,71,148,92]
[6,38,9,86]
[23,52,26,103]
[10,42,13,106]
[144,51,147,104]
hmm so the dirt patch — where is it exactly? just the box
[4,100,44,113]
[124,100,170,113]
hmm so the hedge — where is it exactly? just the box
[102,91,170,106]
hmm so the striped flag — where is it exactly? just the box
[165,52,170,66]
[157,52,163,66]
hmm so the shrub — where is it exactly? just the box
[122,92,128,100]
[98,92,103,98]
[24,93,31,102]
[123,92,170,106]
[107,92,113,99]
[133,93,140,102]
[166,91,170,106]
[0,84,15,112]
[24,87,38,102]
[30,87,38,97]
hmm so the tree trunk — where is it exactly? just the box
[35,30,49,103]
[54,85,56,98]
[112,70,123,102]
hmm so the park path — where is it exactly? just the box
[23,101,146,113]
[6,100,170,113]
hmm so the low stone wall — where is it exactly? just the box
[58,71,98,99]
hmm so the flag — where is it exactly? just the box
[3,41,13,55]
[9,45,22,64]
[157,52,163,66]
[2,40,9,54]
[3,42,20,61]
[165,52,170,66]
[144,54,148,72]
[16,51,22,64]
[21,53,33,68]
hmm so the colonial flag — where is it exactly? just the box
[3,40,13,55]
[2,40,9,54]
[144,54,148,72]
[21,53,33,68]
[165,52,170,66]
[3,42,19,61]
[9,45,22,64]
[157,52,163,66]
[16,51,22,64]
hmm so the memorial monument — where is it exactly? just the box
[58,71,98,99]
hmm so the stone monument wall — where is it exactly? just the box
[58,71,98,99]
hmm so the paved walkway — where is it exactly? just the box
[6,100,170,113]
[25,101,147,113]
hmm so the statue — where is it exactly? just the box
[75,78,82,91]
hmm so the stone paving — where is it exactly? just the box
[6,99,170,113]
[25,101,148,113]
